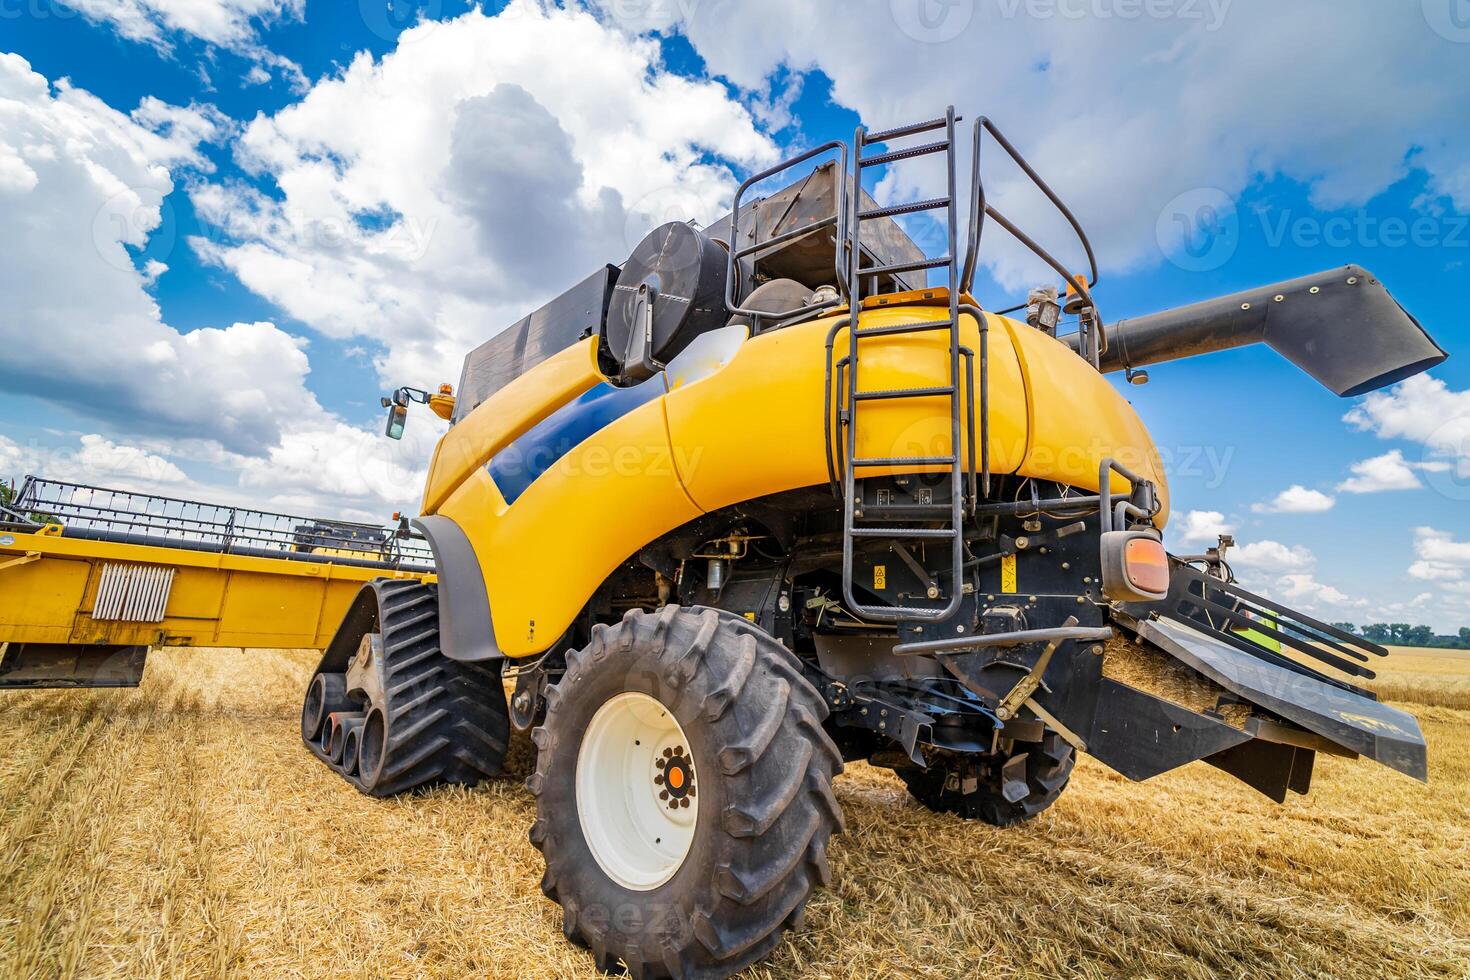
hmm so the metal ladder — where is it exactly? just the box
[837,106,973,623]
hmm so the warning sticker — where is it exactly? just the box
[873,564,887,591]
[1001,554,1018,594]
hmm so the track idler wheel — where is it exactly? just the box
[302,672,349,743]
[301,579,510,796]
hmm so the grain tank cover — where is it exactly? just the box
[602,221,729,385]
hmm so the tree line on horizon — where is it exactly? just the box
[1331,622,1470,650]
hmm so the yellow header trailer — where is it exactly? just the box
[0,478,431,688]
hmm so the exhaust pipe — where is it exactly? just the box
[1073,265,1446,396]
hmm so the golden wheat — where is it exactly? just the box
[1,646,1467,979]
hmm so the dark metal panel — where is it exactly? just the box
[1205,740,1316,804]
[412,516,503,662]
[454,264,618,421]
[0,643,148,688]
[1068,678,1251,781]
[1138,617,1428,781]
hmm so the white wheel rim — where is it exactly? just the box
[576,692,698,891]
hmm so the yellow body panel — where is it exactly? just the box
[426,291,1168,658]
[437,395,702,656]
[421,336,604,515]
[0,531,429,650]
[665,303,1029,510]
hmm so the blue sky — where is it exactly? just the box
[0,0,1467,630]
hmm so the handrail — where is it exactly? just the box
[724,140,849,322]
[961,116,1103,350]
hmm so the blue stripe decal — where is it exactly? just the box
[486,379,665,504]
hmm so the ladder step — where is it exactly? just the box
[864,255,951,279]
[859,140,950,167]
[864,117,953,144]
[852,603,955,620]
[853,385,954,401]
[850,455,955,467]
[859,197,951,221]
[854,319,955,339]
[850,527,957,540]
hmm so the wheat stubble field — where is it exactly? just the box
[1,646,1467,980]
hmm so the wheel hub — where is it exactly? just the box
[576,692,699,891]
[656,747,696,808]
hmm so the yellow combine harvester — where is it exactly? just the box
[2,107,1448,979]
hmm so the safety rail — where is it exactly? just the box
[724,140,850,328]
[10,477,434,571]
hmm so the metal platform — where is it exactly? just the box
[9,477,433,572]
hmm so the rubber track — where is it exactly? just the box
[302,579,509,797]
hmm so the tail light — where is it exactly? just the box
[1101,530,1170,602]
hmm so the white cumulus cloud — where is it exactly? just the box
[1229,539,1316,574]
[1337,450,1431,494]
[1344,375,1470,480]
[189,1,778,389]
[1252,484,1335,514]
[1172,509,1235,547]
[0,53,426,518]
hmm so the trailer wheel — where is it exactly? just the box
[529,606,844,979]
[899,732,1074,827]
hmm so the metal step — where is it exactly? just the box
[859,196,951,221]
[850,454,956,467]
[863,116,954,144]
[853,385,954,401]
[863,255,951,279]
[849,527,956,539]
[860,140,950,167]
[854,319,955,339]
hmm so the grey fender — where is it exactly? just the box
[412,515,503,662]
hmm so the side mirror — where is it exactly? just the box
[382,396,408,440]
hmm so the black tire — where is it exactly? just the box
[529,606,845,979]
[303,579,511,797]
[899,731,1074,827]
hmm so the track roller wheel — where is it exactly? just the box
[302,579,510,796]
[529,606,845,979]
[302,672,349,743]
[899,731,1074,827]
